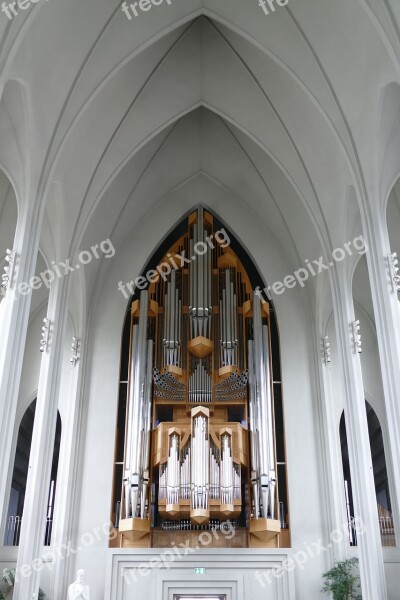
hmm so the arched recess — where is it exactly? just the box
[340,401,395,547]
[4,400,62,547]
[110,206,289,549]
[378,83,400,212]
[386,176,400,260]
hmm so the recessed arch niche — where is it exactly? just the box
[111,207,289,549]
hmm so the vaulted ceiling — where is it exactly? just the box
[0,0,399,315]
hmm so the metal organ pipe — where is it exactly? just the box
[163,269,181,367]
[248,340,260,519]
[180,444,190,500]
[252,293,276,519]
[140,339,154,519]
[191,413,209,511]
[262,324,276,519]
[159,465,166,500]
[220,269,238,367]
[167,433,180,507]
[125,290,149,519]
[189,207,212,339]
[210,444,220,500]
[124,325,139,519]
[189,361,212,404]
[220,434,233,506]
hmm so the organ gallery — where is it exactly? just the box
[111,207,289,548]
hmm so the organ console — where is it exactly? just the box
[115,207,289,548]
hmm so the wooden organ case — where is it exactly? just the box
[112,208,290,549]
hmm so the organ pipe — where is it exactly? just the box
[248,340,260,519]
[124,290,149,519]
[140,339,154,519]
[220,433,233,507]
[123,325,139,519]
[189,360,212,404]
[220,269,238,367]
[163,269,181,367]
[167,432,180,509]
[189,206,212,339]
[252,294,276,519]
[191,409,210,519]
[118,207,283,546]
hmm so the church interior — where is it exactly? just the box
[0,0,400,598]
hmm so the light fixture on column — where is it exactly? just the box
[70,336,80,365]
[351,320,362,354]
[40,318,50,353]
[388,252,400,293]
[1,249,15,295]
[322,336,331,365]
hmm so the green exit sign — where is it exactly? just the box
[194,568,206,575]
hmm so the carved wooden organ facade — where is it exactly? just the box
[111,208,289,548]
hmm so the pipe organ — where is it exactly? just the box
[116,208,288,548]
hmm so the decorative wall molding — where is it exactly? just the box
[388,252,400,294]
[39,318,50,353]
[351,320,362,354]
[0,249,16,295]
[322,336,331,365]
[70,337,80,365]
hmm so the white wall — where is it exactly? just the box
[70,189,330,600]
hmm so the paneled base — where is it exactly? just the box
[105,549,296,600]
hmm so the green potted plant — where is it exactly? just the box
[321,557,362,600]
[2,569,46,599]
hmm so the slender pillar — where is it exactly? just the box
[0,203,41,541]
[49,327,85,599]
[362,205,400,541]
[12,275,69,599]
[317,329,348,559]
[332,264,387,599]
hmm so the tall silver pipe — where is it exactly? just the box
[163,269,181,367]
[189,237,194,338]
[233,277,237,364]
[206,224,211,337]
[193,217,198,337]
[189,207,212,339]
[262,324,276,519]
[253,294,270,519]
[140,339,153,518]
[221,291,226,366]
[167,434,180,506]
[191,414,209,510]
[128,290,149,518]
[226,271,231,363]
[248,340,260,519]
[164,283,169,366]
[169,270,175,363]
[124,325,140,518]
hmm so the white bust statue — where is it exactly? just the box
[68,569,90,600]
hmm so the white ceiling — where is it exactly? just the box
[0,0,399,319]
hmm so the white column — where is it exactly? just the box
[12,274,69,600]
[0,204,41,541]
[332,264,387,599]
[49,328,85,599]
[362,205,400,541]
[317,329,348,559]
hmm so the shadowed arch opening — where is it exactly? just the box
[4,401,62,546]
[386,177,400,264]
[340,401,394,547]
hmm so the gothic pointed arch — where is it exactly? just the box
[110,206,289,549]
